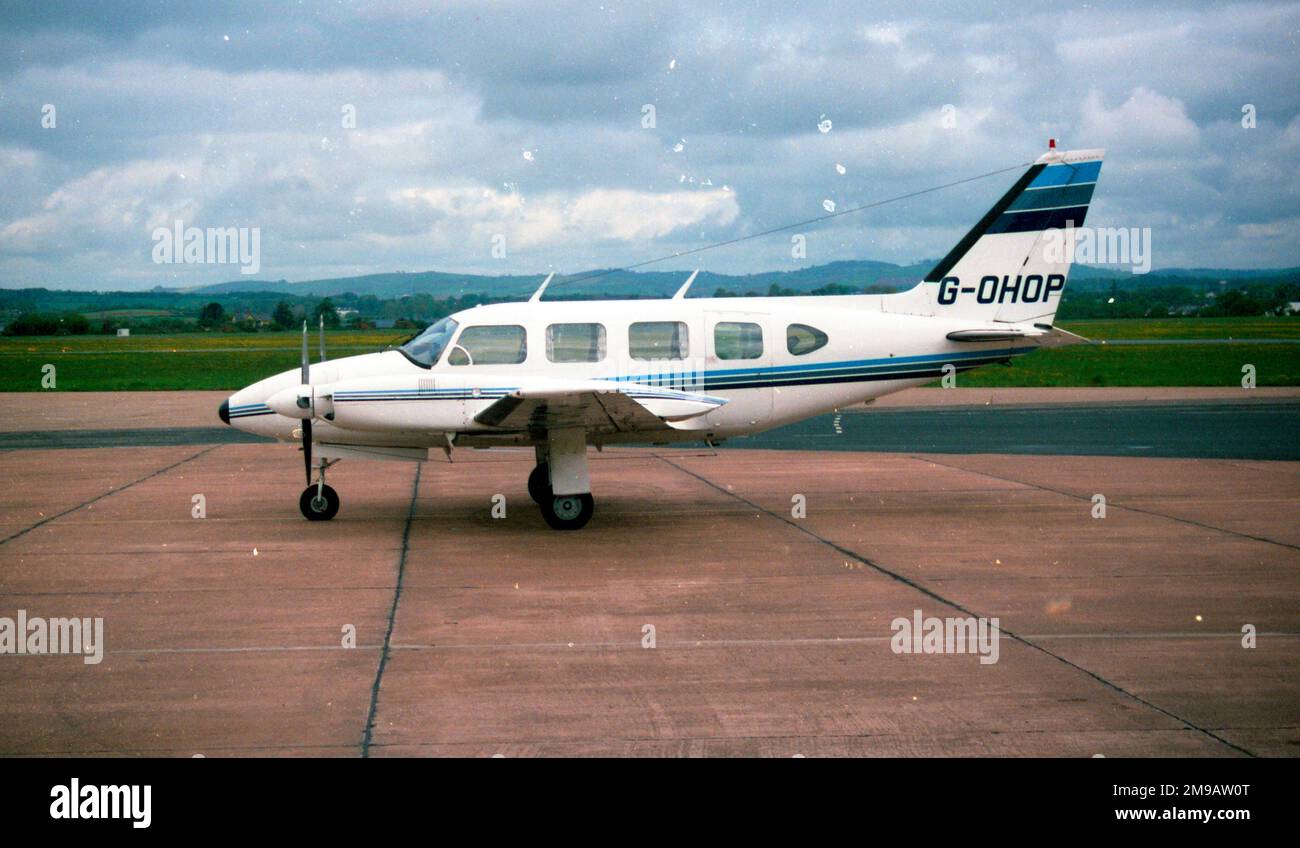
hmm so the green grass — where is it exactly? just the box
[0,329,407,353]
[955,343,1300,388]
[1,323,1297,391]
[1059,317,1300,340]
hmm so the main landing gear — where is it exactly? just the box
[300,459,340,521]
[531,430,595,530]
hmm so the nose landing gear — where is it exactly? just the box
[300,483,340,520]
[300,458,340,521]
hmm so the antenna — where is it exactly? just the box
[529,272,556,302]
[672,270,700,300]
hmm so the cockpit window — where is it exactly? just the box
[399,317,459,367]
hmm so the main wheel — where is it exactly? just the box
[527,463,552,505]
[299,484,340,521]
[541,492,594,530]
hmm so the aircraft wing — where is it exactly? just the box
[473,380,727,433]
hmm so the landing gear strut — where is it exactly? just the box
[299,459,340,521]
[534,429,595,530]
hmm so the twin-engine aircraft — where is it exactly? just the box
[219,145,1104,529]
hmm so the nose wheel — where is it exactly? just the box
[300,483,340,520]
[299,458,340,521]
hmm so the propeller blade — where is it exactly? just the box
[300,320,309,384]
[301,320,313,484]
[319,315,326,362]
[303,418,313,485]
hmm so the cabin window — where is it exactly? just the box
[448,324,527,365]
[714,321,763,360]
[546,323,607,363]
[629,321,690,360]
[787,323,828,356]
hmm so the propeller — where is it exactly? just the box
[301,320,312,484]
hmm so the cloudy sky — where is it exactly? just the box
[1,0,1297,290]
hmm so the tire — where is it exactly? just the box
[527,463,551,505]
[299,484,340,521]
[541,492,594,530]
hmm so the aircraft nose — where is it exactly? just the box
[218,398,230,425]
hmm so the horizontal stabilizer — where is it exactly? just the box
[946,328,1028,342]
[947,324,1091,347]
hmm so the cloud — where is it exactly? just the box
[0,0,1297,289]
[1079,87,1201,151]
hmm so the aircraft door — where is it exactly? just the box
[702,310,774,428]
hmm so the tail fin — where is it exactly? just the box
[901,147,1104,325]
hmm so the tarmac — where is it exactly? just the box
[0,389,1296,757]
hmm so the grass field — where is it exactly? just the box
[0,321,1296,391]
[1058,317,1300,340]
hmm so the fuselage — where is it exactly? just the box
[223,292,1033,450]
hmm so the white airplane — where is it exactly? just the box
[220,144,1103,529]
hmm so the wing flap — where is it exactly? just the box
[473,381,727,432]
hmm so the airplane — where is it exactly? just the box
[219,143,1103,530]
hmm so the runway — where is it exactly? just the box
[1,399,1297,460]
[0,391,1296,757]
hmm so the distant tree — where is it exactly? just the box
[1215,289,1265,317]
[314,298,340,329]
[198,302,225,328]
[1,312,90,336]
[271,300,295,330]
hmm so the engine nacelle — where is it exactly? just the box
[267,384,317,419]
[324,376,469,432]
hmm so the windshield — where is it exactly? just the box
[399,316,459,367]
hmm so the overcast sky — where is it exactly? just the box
[1,0,1297,290]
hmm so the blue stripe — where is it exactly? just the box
[322,348,1025,404]
[987,205,1090,235]
[1007,183,1095,211]
[1027,160,1102,188]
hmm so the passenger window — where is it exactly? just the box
[449,325,527,365]
[629,321,689,360]
[787,323,828,356]
[714,321,763,360]
[546,323,607,363]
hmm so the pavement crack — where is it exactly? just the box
[0,446,217,547]
[361,462,422,758]
[655,453,1258,759]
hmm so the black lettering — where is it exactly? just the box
[1045,274,1065,299]
[938,276,959,305]
[1022,274,1044,302]
[977,276,998,304]
[999,275,1021,303]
